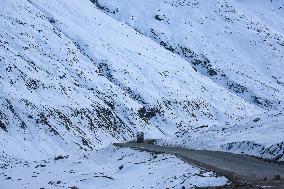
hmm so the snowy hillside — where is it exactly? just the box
[0,0,283,187]
[94,0,284,110]
[93,0,284,160]
[0,0,269,159]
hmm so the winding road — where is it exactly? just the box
[114,140,284,189]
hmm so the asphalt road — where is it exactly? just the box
[114,141,284,188]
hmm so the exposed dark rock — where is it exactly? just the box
[138,106,161,123]
[54,155,69,161]
[0,120,7,132]
[154,15,164,21]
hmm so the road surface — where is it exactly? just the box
[114,140,284,188]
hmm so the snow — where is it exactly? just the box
[0,0,266,158]
[0,146,228,189]
[0,0,284,187]
[157,113,284,161]
[94,0,284,160]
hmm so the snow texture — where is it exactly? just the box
[0,0,283,187]
[94,0,284,161]
[0,146,228,189]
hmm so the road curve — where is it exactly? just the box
[114,141,284,188]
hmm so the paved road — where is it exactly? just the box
[114,141,284,188]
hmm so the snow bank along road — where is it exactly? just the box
[114,141,284,188]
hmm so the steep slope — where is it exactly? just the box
[0,0,266,162]
[93,0,284,110]
[92,0,284,160]
[0,0,283,167]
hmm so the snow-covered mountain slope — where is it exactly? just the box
[94,0,284,110]
[0,0,268,161]
[0,0,283,173]
[92,0,284,160]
